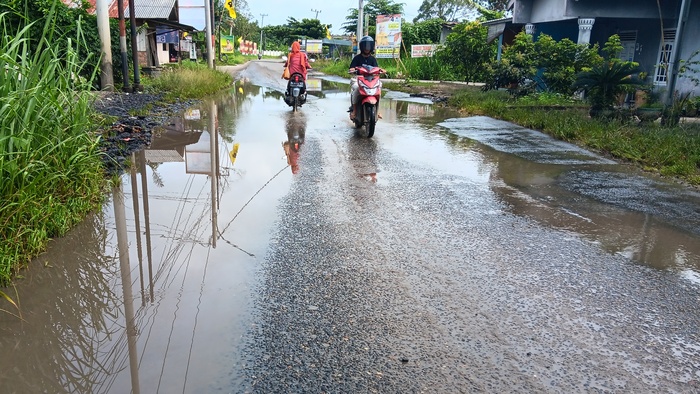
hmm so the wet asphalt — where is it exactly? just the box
[231,62,700,393]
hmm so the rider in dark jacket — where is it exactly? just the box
[349,36,378,120]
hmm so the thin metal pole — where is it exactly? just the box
[259,14,267,58]
[357,0,363,54]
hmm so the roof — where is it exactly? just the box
[481,17,514,26]
[109,0,176,19]
[322,38,352,46]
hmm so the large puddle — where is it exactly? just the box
[1,64,699,392]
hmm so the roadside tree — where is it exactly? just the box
[436,21,495,83]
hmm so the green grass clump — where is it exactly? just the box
[0,11,106,285]
[145,61,233,99]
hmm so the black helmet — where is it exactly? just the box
[359,36,374,53]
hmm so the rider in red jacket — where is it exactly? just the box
[284,41,311,81]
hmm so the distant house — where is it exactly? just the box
[110,0,195,67]
[62,0,194,67]
[487,0,700,101]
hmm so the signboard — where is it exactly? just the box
[184,109,201,120]
[189,39,197,60]
[306,39,323,54]
[220,34,235,54]
[411,44,438,58]
[375,14,402,59]
[156,28,179,44]
[306,78,322,91]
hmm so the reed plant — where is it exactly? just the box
[0,10,105,285]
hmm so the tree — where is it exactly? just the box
[436,21,495,83]
[401,18,443,54]
[573,61,643,117]
[413,0,509,22]
[414,0,472,22]
[262,18,331,51]
[342,0,404,35]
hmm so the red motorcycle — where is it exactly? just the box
[350,65,385,138]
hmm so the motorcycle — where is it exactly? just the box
[350,65,385,138]
[284,72,307,112]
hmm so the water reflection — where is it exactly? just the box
[435,119,700,274]
[0,212,122,393]
[282,111,307,174]
[0,81,311,393]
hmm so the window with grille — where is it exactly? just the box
[618,31,637,62]
[654,29,676,86]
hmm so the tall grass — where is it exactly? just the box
[145,61,233,99]
[0,10,105,285]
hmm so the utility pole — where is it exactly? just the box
[117,0,130,91]
[259,14,267,59]
[96,0,113,91]
[127,0,142,90]
[311,8,321,19]
[204,0,214,68]
[665,0,691,105]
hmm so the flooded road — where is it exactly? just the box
[1,60,699,393]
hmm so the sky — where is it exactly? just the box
[180,0,426,34]
[247,0,426,35]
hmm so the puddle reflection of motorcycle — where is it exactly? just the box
[282,111,307,174]
[349,65,386,138]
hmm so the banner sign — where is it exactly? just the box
[306,39,323,54]
[156,28,179,44]
[220,34,235,54]
[375,14,402,58]
[411,44,438,58]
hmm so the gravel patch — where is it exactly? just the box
[91,91,199,175]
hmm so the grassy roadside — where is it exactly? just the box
[314,59,700,187]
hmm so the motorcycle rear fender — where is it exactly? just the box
[292,88,300,97]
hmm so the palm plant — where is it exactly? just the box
[573,61,643,118]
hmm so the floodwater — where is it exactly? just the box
[1,61,699,393]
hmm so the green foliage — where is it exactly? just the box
[0,10,105,284]
[414,0,469,22]
[573,61,643,114]
[603,34,624,60]
[435,21,495,83]
[483,32,603,95]
[342,0,404,34]
[679,48,700,88]
[145,62,233,99]
[402,56,457,80]
[535,35,603,94]
[401,18,443,55]
[263,18,329,50]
